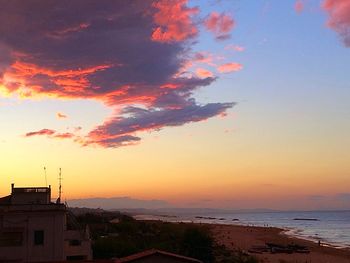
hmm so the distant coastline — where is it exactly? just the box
[132,210,350,250]
[131,214,350,263]
[69,206,350,249]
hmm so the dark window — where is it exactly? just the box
[34,230,44,245]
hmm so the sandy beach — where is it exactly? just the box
[210,224,350,263]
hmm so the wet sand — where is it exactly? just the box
[210,224,350,263]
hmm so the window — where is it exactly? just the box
[34,230,44,245]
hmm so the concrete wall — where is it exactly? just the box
[10,185,51,205]
[11,192,50,205]
[64,230,92,260]
[0,209,66,262]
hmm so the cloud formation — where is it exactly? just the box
[322,0,350,47]
[294,0,304,13]
[25,129,74,139]
[217,62,243,73]
[225,44,245,52]
[204,12,235,40]
[0,0,235,147]
[87,101,234,148]
[25,129,56,137]
[151,0,199,42]
[196,68,214,78]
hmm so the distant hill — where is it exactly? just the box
[67,197,279,215]
[67,197,171,210]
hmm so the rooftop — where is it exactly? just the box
[0,184,58,206]
[115,249,203,263]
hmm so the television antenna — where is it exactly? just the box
[44,166,47,187]
[58,168,63,204]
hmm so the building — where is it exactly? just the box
[115,249,203,263]
[0,184,92,262]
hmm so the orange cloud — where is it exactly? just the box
[196,68,214,78]
[4,61,111,97]
[151,0,199,42]
[294,0,304,13]
[204,12,235,40]
[56,112,68,119]
[10,61,110,78]
[160,83,180,89]
[322,0,350,46]
[217,62,243,73]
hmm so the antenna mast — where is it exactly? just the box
[44,166,47,187]
[58,168,62,204]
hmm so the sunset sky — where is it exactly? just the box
[0,0,349,210]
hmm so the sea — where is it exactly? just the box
[133,210,350,249]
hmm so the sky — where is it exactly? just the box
[0,0,349,210]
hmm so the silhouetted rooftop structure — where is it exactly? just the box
[115,249,203,263]
[0,183,92,262]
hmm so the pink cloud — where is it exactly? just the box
[53,132,75,139]
[25,129,55,137]
[151,0,199,42]
[225,44,245,52]
[322,0,350,46]
[294,0,304,13]
[25,129,75,140]
[204,12,235,40]
[193,52,215,66]
[217,62,243,73]
[196,68,214,78]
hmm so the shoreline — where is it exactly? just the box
[282,227,349,250]
[208,223,350,263]
[132,214,350,250]
[133,216,350,262]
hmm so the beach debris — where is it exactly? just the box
[287,244,310,253]
[267,243,293,254]
[248,245,270,254]
[249,243,310,254]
